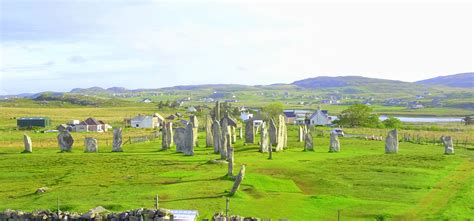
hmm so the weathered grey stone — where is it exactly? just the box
[245,119,254,144]
[162,121,173,150]
[329,132,340,152]
[268,142,273,160]
[57,130,74,152]
[385,129,399,154]
[214,101,221,122]
[227,133,234,178]
[184,123,194,156]
[206,116,213,147]
[174,127,186,153]
[269,119,277,146]
[35,186,49,194]
[229,165,246,196]
[84,137,98,153]
[23,134,32,153]
[112,128,123,152]
[190,115,199,147]
[276,114,287,151]
[81,206,108,219]
[212,120,222,154]
[304,131,314,151]
[220,130,228,160]
[259,122,269,153]
[440,136,454,154]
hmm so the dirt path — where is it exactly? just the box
[398,158,474,220]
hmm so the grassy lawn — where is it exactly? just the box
[0,125,473,220]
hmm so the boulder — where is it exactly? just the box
[84,137,98,152]
[440,136,454,154]
[23,134,32,153]
[385,129,399,154]
[329,132,340,152]
[112,128,123,152]
[57,131,74,152]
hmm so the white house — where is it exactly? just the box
[141,98,152,103]
[309,108,331,126]
[130,115,159,128]
[240,110,253,121]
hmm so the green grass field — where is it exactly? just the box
[1,125,473,220]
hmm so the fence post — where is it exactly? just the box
[337,209,341,221]
[225,198,230,219]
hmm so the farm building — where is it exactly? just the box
[73,117,110,132]
[17,117,51,128]
[309,108,331,126]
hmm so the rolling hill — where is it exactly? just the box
[415,72,473,88]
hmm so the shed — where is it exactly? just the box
[17,117,51,128]
[170,210,198,221]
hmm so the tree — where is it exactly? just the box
[463,115,474,125]
[334,104,381,128]
[383,117,402,128]
[261,102,284,120]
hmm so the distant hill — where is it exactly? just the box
[290,76,428,94]
[415,72,474,88]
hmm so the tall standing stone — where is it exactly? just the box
[229,165,246,196]
[112,128,123,152]
[212,120,222,154]
[329,132,340,152]
[214,101,221,121]
[190,115,199,147]
[84,137,98,153]
[184,123,195,156]
[206,116,213,147]
[220,131,228,160]
[239,127,243,140]
[23,134,32,153]
[227,133,234,177]
[304,131,314,151]
[269,119,277,146]
[174,128,186,152]
[276,115,287,151]
[245,119,254,144]
[260,122,269,153]
[58,130,74,152]
[440,136,454,154]
[162,122,173,150]
[298,125,304,142]
[385,129,399,154]
[231,126,237,144]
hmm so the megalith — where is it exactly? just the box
[84,137,98,153]
[58,130,74,152]
[329,132,340,152]
[23,134,32,153]
[229,165,246,196]
[385,129,398,154]
[112,128,123,152]
[440,136,454,154]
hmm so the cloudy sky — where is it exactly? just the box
[0,0,472,94]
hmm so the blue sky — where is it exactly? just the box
[0,0,472,94]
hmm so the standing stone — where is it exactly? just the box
[245,119,254,144]
[440,136,454,154]
[231,126,237,144]
[112,128,123,152]
[174,128,186,153]
[268,143,273,160]
[162,122,173,150]
[298,125,304,142]
[214,101,221,121]
[190,115,199,147]
[229,165,246,196]
[184,123,194,156]
[239,127,243,140]
[329,132,340,152]
[227,133,234,177]
[220,130,228,160]
[23,134,32,153]
[259,122,270,153]
[304,131,314,151]
[276,115,287,151]
[212,120,222,154]
[385,129,399,154]
[84,137,98,153]
[269,119,277,146]
[58,130,74,152]
[206,116,213,147]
